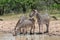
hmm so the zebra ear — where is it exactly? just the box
[33,10,38,14]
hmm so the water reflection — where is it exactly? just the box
[15,34,60,40]
[0,32,15,40]
[15,34,47,40]
[0,32,60,40]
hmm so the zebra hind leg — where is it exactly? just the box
[44,24,49,33]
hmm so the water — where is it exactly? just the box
[0,32,15,40]
[15,34,60,40]
[15,34,49,40]
[0,32,60,40]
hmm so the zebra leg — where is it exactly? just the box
[23,27,27,35]
[45,24,49,33]
[13,30,17,36]
[25,27,27,34]
[38,22,40,33]
[38,23,42,34]
[37,21,42,34]
[39,25,40,33]
[13,28,20,36]
[23,28,25,35]
[13,27,19,36]
[30,26,33,34]
[33,25,35,34]
[20,28,22,34]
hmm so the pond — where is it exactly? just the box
[0,32,15,40]
[0,32,60,40]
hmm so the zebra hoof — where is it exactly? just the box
[13,34,17,36]
[25,32,27,34]
[39,33,42,34]
[30,33,33,35]
[44,31,48,33]
[12,32,17,36]
[20,32,23,34]
[37,32,42,34]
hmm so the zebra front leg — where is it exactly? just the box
[38,22,41,34]
[46,24,49,33]
[13,30,17,36]
[20,28,22,34]
[25,27,27,34]
[13,27,19,36]
[23,27,27,35]
[33,25,35,34]
[38,23,40,33]
[22,28,25,35]
[39,25,40,33]
[38,24,42,34]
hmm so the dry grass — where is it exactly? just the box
[0,11,60,21]
[0,13,29,21]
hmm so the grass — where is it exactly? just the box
[0,10,60,21]
[0,13,30,21]
[0,14,20,21]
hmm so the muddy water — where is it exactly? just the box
[15,34,45,40]
[15,34,60,40]
[0,32,15,40]
[0,32,60,40]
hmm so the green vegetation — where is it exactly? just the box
[0,0,60,15]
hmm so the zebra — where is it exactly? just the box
[29,9,57,33]
[13,15,35,36]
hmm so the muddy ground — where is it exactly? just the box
[0,20,60,40]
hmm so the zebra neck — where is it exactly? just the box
[36,13,41,20]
